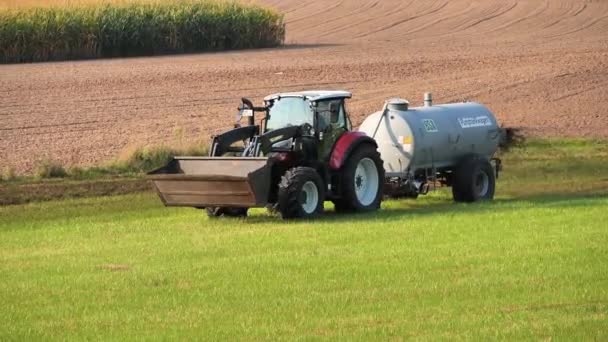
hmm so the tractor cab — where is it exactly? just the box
[262,91,353,159]
[263,91,352,132]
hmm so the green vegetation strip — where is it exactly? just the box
[497,139,608,197]
[0,0,285,63]
[1,144,208,205]
[0,178,150,206]
[3,139,608,205]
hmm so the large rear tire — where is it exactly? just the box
[277,167,325,219]
[452,155,496,202]
[333,144,384,213]
[206,207,249,218]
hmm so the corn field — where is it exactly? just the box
[0,0,285,63]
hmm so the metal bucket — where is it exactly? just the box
[147,157,272,208]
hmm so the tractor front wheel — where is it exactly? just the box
[277,167,325,219]
[334,145,384,213]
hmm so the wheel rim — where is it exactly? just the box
[354,158,379,206]
[474,170,489,197]
[300,181,319,214]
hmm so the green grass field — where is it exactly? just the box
[1,140,607,340]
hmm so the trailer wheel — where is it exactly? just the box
[206,207,248,218]
[452,155,495,202]
[277,167,325,219]
[334,144,384,213]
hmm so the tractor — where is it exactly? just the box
[148,91,385,219]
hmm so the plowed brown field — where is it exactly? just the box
[1,0,608,174]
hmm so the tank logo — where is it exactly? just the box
[458,116,492,128]
[422,119,438,133]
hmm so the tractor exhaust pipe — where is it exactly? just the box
[424,92,433,107]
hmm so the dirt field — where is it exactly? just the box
[1,0,608,174]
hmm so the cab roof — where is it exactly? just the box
[264,90,352,102]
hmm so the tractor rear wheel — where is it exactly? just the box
[452,155,495,202]
[206,207,249,218]
[277,167,325,219]
[334,144,384,213]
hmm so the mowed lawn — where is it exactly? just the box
[1,140,608,340]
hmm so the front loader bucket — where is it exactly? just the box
[147,157,272,208]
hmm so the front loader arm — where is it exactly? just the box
[210,125,259,156]
[257,126,302,155]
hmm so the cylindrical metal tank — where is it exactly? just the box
[359,98,502,176]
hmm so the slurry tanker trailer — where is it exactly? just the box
[148,91,505,219]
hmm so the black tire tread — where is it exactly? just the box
[206,207,248,218]
[452,155,495,203]
[334,144,384,213]
[277,166,325,219]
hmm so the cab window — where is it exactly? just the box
[316,99,346,131]
[266,97,313,131]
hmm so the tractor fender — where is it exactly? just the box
[329,132,378,170]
